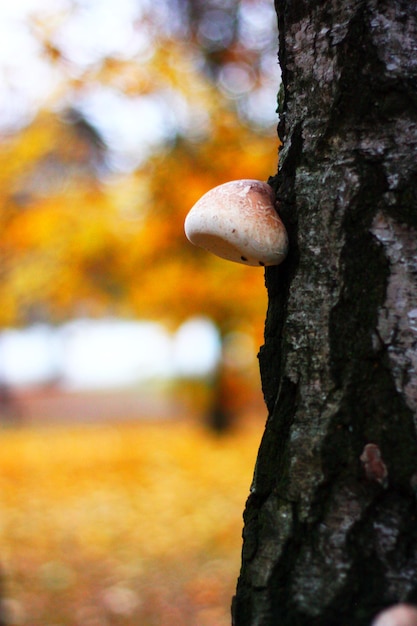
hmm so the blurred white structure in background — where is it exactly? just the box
[0,317,221,390]
[0,325,62,388]
[59,319,174,390]
[172,317,221,378]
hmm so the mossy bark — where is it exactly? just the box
[233,1,417,624]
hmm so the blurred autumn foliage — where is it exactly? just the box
[0,418,263,625]
[0,4,280,620]
[0,0,280,337]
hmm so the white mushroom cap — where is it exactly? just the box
[184,179,288,267]
[372,604,417,626]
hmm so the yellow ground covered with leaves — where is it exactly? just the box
[0,419,262,625]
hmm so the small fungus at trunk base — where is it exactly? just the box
[184,179,288,267]
[372,604,417,626]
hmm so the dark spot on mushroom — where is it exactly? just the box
[259,261,265,266]
[241,256,248,262]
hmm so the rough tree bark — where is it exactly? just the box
[233,1,417,625]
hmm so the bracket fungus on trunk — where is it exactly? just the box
[184,179,288,267]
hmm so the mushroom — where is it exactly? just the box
[372,604,417,626]
[184,179,288,267]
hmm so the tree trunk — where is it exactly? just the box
[233,1,417,624]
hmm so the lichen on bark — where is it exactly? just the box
[233,1,417,625]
